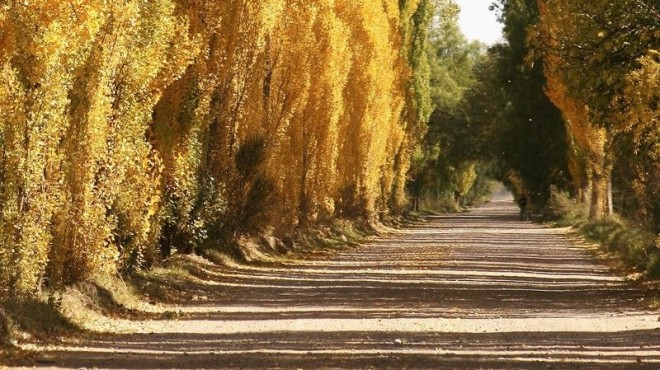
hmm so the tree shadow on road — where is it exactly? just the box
[19,329,660,369]
[6,199,659,369]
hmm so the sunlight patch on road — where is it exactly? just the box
[127,315,660,335]
[280,260,611,272]
[176,305,451,314]
[186,280,625,291]
[198,266,624,283]
[173,305,650,319]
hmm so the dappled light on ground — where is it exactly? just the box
[11,200,659,369]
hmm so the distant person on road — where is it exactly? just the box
[518,195,528,221]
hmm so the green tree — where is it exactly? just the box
[487,0,570,206]
[530,0,659,220]
[413,0,491,210]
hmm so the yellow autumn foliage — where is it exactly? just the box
[534,0,610,220]
[611,52,660,227]
[0,1,431,295]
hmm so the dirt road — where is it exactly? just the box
[11,199,660,369]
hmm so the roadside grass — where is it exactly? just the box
[0,296,76,345]
[0,270,186,358]
[130,255,218,303]
[419,197,462,214]
[581,220,660,277]
[0,216,376,353]
[545,191,660,284]
[0,292,78,363]
[280,218,371,261]
[131,218,373,304]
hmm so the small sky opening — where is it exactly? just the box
[454,0,504,45]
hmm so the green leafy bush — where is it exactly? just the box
[544,188,588,225]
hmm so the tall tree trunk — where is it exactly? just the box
[589,148,610,220]
[298,128,310,230]
[579,174,592,206]
[605,144,614,217]
[607,178,613,216]
[589,169,606,220]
